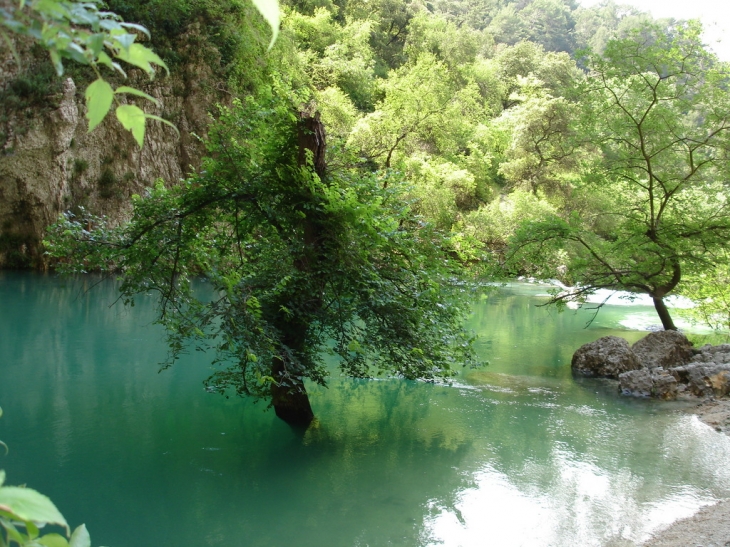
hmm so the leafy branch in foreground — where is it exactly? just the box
[1,0,173,146]
[46,94,479,426]
[0,0,281,146]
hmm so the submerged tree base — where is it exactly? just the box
[271,382,315,427]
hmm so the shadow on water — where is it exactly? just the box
[2,274,730,546]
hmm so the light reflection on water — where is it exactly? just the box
[1,273,729,547]
[425,414,730,547]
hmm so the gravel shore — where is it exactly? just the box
[641,398,730,547]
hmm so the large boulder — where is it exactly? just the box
[631,330,693,369]
[572,336,642,378]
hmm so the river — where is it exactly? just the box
[1,273,729,547]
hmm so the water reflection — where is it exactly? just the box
[1,274,729,547]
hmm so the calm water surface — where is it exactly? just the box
[1,273,729,547]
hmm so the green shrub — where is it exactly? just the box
[98,168,119,199]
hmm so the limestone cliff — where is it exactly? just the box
[0,26,227,268]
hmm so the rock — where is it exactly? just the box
[652,369,679,400]
[573,333,730,403]
[668,344,730,397]
[690,344,730,364]
[0,26,224,268]
[572,336,642,378]
[631,330,693,369]
[672,363,730,398]
[619,369,653,397]
[619,368,678,400]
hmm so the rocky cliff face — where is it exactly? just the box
[0,27,226,268]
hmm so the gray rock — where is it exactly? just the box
[619,368,678,400]
[619,369,653,397]
[631,330,693,369]
[572,336,642,378]
[690,344,730,365]
[652,369,679,400]
[573,332,729,402]
[671,363,730,397]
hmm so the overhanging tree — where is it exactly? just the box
[46,95,477,426]
[503,21,730,330]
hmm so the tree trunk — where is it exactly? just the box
[270,357,314,427]
[652,296,677,331]
[650,259,681,331]
[264,112,326,428]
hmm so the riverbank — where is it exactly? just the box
[642,398,730,547]
[688,398,730,435]
[642,499,730,547]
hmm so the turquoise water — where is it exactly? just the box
[1,273,729,547]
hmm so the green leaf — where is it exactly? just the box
[0,471,4,486]
[49,49,64,76]
[116,43,168,76]
[115,104,146,147]
[111,32,136,51]
[114,86,159,105]
[251,0,279,50]
[38,533,70,547]
[64,42,89,65]
[119,22,150,38]
[0,518,25,544]
[99,19,122,32]
[26,521,40,541]
[85,78,114,132]
[69,524,91,547]
[0,487,69,533]
[87,33,105,56]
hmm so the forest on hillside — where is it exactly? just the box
[76,0,730,329]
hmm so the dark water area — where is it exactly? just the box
[1,273,729,546]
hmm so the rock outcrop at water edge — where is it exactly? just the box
[573,332,730,401]
[671,344,730,398]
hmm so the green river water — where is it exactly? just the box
[1,272,730,547]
